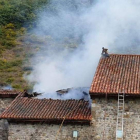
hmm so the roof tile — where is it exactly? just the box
[0,97,91,122]
[0,90,21,97]
[90,54,140,96]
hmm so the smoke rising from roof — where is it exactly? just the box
[36,87,90,100]
[26,0,140,99]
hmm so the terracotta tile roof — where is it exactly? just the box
[0,97,91,123]
[0,90,22,98]
[90,54,140,96]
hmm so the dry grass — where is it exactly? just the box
[0,35,36,90]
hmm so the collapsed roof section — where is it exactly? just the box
[0,91,92,124]
[90,54,140,98]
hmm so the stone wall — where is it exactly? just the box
[7,98,140,140]
[0,119,8,140]
[0,98,14,109]
[92,98,140,140]
[8,123,94,140]
[0,98,14,140]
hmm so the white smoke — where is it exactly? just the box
[36,87,90,100]
[26,0,140,99]
[0,85,13,90]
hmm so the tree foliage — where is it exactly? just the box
[0,0,49,49]
[0,0,49,28]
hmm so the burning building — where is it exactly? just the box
[1,49,140,139]
[0,90,93,140]
[0,91,91,124]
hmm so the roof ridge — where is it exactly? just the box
[109,53,140,56]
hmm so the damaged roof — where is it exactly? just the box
[90,54,140,96]
[0,90,22,98]
[0,92,91,124]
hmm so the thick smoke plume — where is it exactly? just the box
[26,0,140,99]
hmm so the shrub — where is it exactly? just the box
[11,60,22,66]
[0,0,49,29]
[0,59,22,70]
[0,23,17,48]
[6,78,14,83]
[12,84,21,89]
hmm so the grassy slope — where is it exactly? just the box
[0,0,80,90]
[0,37,32,90]
[0,0,49,90]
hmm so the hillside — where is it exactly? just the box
[0,0,49,90]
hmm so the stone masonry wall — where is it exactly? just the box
[7,98,140,140]
[0,98,14,140]
[0,98,14,110]
[8,123,94,140]
[92,98,140,140]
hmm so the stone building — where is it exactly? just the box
[89,53,140,140]
[1,52,140,140]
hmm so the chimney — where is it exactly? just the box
[101,47,110,57]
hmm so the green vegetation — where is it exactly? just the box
[0,0,49,28]
[0,59,22,70]
[0,23,17,49]
[0,0,49,90]
[0,0,49,49]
